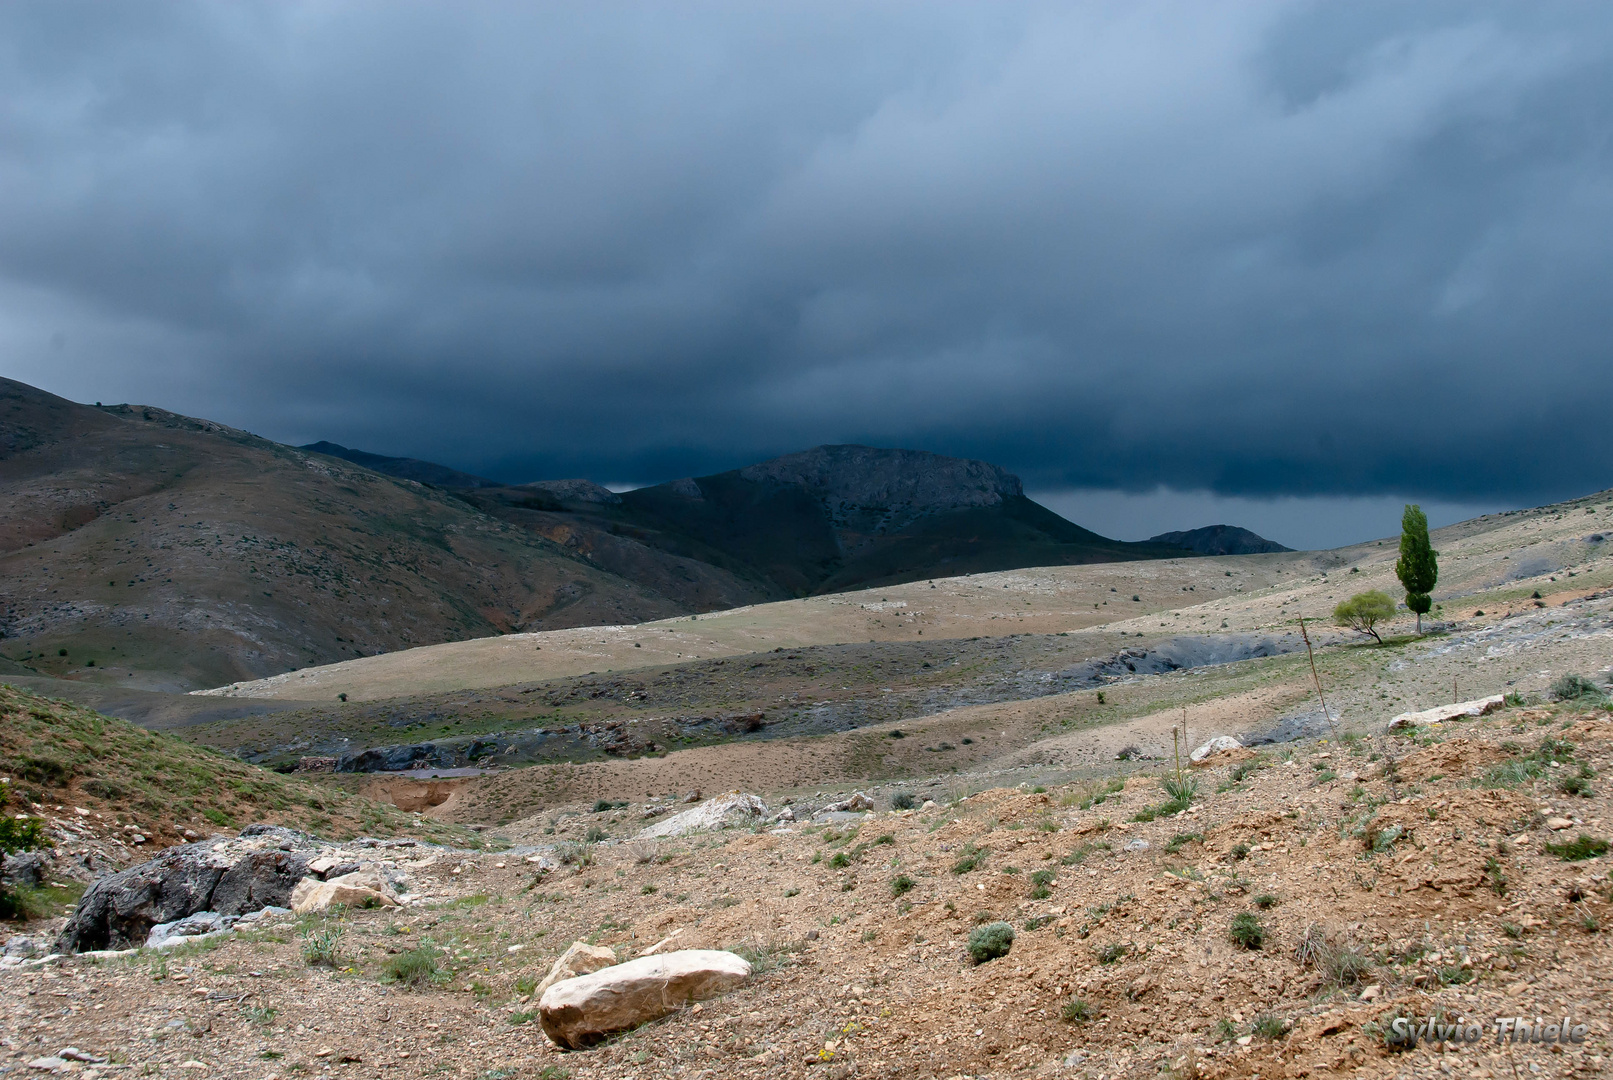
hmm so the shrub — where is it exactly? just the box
[890,791,917,811]
[950,843,987,874]
[1551,674,1604,702]
[1252,1014,1287,1041]
[890,874,914,897]
[1229,912,1265,950]
[384,946,447,988]
[1253,893,1278,909]
[967,921,1014,963]
[1333,591,1397,644]
[1061,998,1094,1024]
[301,927,342,967]
[1545,834,1609,861]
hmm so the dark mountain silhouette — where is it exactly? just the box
[299,441,501,490]
[1149,524,1292,556]
[460,445,1192,598]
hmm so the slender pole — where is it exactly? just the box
[1299,617,1338,740]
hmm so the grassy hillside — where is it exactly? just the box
[0,378,695,690]
[0,683,464,845]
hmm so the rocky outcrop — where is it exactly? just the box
[635,793,768,839]
[57,827,314,952]
[56,824,419,952]
[538,950,751,1049]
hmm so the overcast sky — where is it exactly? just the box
[3,2,1609,549]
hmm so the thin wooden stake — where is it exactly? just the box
[1299,616,1339,740]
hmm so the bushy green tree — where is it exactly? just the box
[1333,590,1396,644]
[1395,504,1438,633]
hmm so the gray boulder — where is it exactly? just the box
[1,850,48,889]
[57,835,313,953]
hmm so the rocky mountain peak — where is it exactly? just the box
[736,444,1022,514]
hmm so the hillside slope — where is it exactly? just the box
[0,379,689,690]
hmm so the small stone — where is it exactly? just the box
[1358,984,1381,1002]
[1124,839,1150,852]
[1546,817,1574,830]
[27,1058,70,1073]
[1236,1035,1253,1046]
[920,800,938,811]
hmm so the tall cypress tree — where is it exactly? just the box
[1396,504,1438,633]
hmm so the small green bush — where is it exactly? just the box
[1229,912,1265,950]
[384,946,448,988]
[950,843,987,874]
[1060,998,1094,1024]
[301,927,341,967]
[1545,834,1609,861]
[967,921,1014,964]
[1551,674,1603,702]
[890,792,917,811]
[890,874,914,897]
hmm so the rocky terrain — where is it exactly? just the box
[4,457,1613,1078]
[3,697,1610,1079]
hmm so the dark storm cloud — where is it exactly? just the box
[3,1,1612,502]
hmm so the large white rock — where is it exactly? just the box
[290,871,398,914]
[634,793,768,839]
[533,941,617,997]
[1388,695,1505,731]
[538,949,752,1048]
[1189,736,1243,763]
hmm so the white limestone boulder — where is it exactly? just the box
[537,949,752,1048]
[634,793,768,839]
[1388,695,1505,731]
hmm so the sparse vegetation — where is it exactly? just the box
[967,921,1014,963]
[1229,912,1265,950]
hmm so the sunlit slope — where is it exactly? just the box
[192,488,1613,704]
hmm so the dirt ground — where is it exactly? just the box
[6,703,1611,1080]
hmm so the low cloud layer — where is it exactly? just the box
[4,2,1611,510]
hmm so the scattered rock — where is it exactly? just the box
[1388,695,1505,730]
[290,870,399,914]
[1546,816,1575,831]
[1189,736,1243,763]
[27,1057,70,1073]
[1358,984,1381,1002]
[920,800,938,811]
[534,940,617,997]
[57,1048,106,1064]
[1124,838,1150,852]
[823,791,874,813]
[636,793,769,839]
[538,949,751,1049]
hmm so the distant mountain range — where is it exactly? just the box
[0,376,1277,689]
[313,440,1194,599]
[1148,525,1291,556]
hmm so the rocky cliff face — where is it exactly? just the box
[736,445,1022,533]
